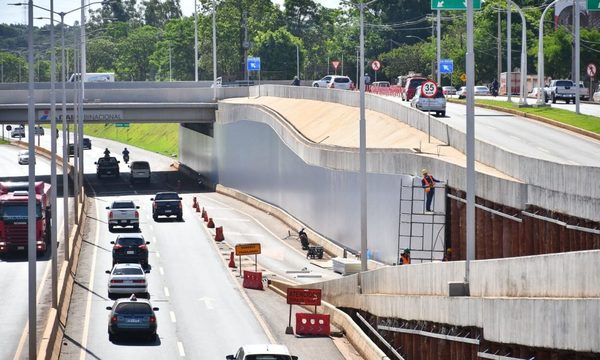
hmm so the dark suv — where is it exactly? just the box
[83,138,92,150]
[95,156,120,178]
[151,192,183,221]
[111,234,150,267]
[402,77,427,101]
[107,295,159,342]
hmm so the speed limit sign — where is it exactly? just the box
[421,80,438,98]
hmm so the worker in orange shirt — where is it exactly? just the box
[400,249,411,265]
[421,169,441,213]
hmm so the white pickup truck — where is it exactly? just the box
[544,80,577,104]
[106,200,140,231]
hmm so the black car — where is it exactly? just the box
[107,294,159,342]
[83,138,92,150]
[95,156,120,178]
[111,234,150,267]
[151,192,183,221]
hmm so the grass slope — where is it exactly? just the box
[55,123,179,157]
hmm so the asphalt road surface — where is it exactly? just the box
[389,96,600,166]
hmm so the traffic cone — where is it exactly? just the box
[215,226,224,241]
[207,218,215,228]
[192,197,197,209]
[201,208,207,221]
[195,204,201,213]
[228,251,236,268]
[203,211,209,223]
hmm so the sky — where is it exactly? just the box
[0,0,342,26]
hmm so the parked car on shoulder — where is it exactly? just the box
[106,294,159,342]
[106,200,140,231]
[111,234,150,268]
[106,263,149,300]
[151,192,183,221]
[401,77,427,101]
[327,75,353,90]
[411,85,446,117]
[226,344,298,360]
[312,75,333,88]
[442,86,456,96]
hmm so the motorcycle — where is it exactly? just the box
[123,153,129,164]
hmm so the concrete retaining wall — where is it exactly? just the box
[253,85,600,222]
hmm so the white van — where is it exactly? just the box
[68,72,115,82]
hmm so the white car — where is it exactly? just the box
[410,85,446,117]
[442,86,456,95]
[106,200,140,231]
[327,75,353,90]
[11,127,25,138]
[457,86,467,99]
[105,263,149,299]
[593,85,600,103]
[474,85,491,96]
[312,75,333,88]
[226,344,298,360]
[129,161,151,184]
[17,151,34,165]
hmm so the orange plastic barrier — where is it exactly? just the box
[295,313,330,336]
[242,270,263,290]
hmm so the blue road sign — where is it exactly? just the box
[440,59,454,73]
[247,57,261,71]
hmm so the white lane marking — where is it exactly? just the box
[149,224,154,232]
[198,297,215,310]
[80,199,101,360]
[536,146,549,153]
[510,135,521,141]
[177,341,186,357]
[487,125,498,131]
[164,287,170,297]
[170,311,177,323]
[159,267,165,275]
[156,251,160,258]
[152,235,157,243]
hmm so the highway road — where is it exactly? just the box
[0,142,69,360]
[474,95,600,117]
[389,96,600,166]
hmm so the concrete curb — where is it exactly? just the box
[269,279,389,360]
[447,99,600,142]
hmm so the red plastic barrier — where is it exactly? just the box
[242,270,263,290]
[214,226,224,241]
[295,313,330,336]
[207,218,215,228]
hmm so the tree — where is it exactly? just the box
[0,51,28,82]
[115,25,161,80]
[150,17,194,80]
[87,38,117,72]
[253,27,303,79]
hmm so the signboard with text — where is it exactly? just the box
[431,0,481,10]
[38,109,124,122]
[588,0,600,10]
[247,57,261,71]
[235,243,262,256]
[287,288,322,306]
[439,59,454,73]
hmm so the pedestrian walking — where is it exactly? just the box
[400,248,411,265]
[421,169,441,213]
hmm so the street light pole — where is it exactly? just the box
[60,12,69,261]
[49,0,58,311]
[574,0,580,114]
[511,1,528,106]
[296,44,300,80]
[194,0,198,82]
[26,1,37,358]
[465,0,476,286]
[79,0,86,205]
[537,0,560,106]
[507,0,512,102]
[212,0,217,100]
[436,10,441,85]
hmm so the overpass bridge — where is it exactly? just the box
[0,81,248,124]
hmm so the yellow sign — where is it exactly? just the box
[460,73,467,82]
[235,243,261,256]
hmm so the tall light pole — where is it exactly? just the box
[79,0,86,205]
[212,0,217,100]
[510,1,528,106]
[536,0,560,106]
[194,0,198,82]
[357,0,377,271]
[574,0,580,114]
[296,44,300,80]
[169,44,172,81]
[436,10,441,85]
[49,0,58,311]
[465,0,476,286]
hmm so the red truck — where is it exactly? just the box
[0,181,51,255]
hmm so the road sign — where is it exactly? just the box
[431,0,481,10]
[287,288,322,306]
[460,73,467,82]
[371,60,381,71]
[588,0,600,10]
[586,63,597,77]
[247,57,261,71]
[439,59,454,73]
[421,80,438,98]
[115,122,129,128]
[331,60,340,70]
[235,243,261,256]
[6,125,12,131]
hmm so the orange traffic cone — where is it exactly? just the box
[215,226,224,241]
[228,251,236,268]
[192,197,197,209]
[195,204,201,213]
[207,218,215,228]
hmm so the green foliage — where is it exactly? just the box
[0,51,28,82]
[254,27,303,79]
[114,25,162,80]
[87,38,117,73]
[82,123,180,156]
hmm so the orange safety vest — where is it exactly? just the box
[400,254,411,265]
[423,175,434,193]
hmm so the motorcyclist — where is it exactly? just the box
[291,76,300,86]
[122,147,130,163]
[103,148,110,158]
[491,78,499,96]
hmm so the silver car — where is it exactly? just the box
[593,85,600,103]
[17,151,35,165]
[410,85,446,117]
[106,263,149,299]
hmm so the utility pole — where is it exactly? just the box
[497,10,502,83]
[243,10,248,82]
[436,10,441,85]
[507,0,512,102]
[574,0,580,114]
[194,0,198,82]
